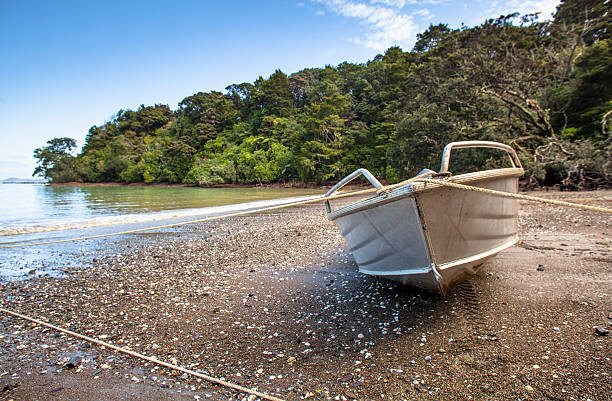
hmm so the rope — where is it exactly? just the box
[0,306,285,401]
[3,176,610,249]
[376,170,437,194]
[419,178,612,214]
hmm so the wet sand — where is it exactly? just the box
[1,190,610,400]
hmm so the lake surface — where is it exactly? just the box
[0,184,323,279]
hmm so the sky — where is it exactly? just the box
[0,0,560,180]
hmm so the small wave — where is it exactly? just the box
[0,195,321,236]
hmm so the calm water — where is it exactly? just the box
[0,184,323,279]
[0,184,323,235]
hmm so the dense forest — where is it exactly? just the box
[34,0,611,188]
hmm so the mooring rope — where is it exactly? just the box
[0,306,285,401]
[419,178,612,214]
[376,170,437,193]
[2,176,610,249]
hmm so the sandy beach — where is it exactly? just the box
[1,190,610,400]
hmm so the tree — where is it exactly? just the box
[413,23,454,53]
[553,0,611,44]
[177,92,238,148]
[31,7,612,188]
[254,70,293,117]
[33,137,79,182]
[552,38,612,139]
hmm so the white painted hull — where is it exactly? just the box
[328,169,522,293]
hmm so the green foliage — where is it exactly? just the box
[554,40,612,139]
[254,70,293,117]
[33,6,611,188]
[183,157,237,186]
[413,24,454,53]
[33,137,80,182]
[553,0,611,44]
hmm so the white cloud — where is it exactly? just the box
[482,0,560,22]
[370,0,408,7]
[316,9,326,15]
[413,8,432,18]
[314,0,420,50]
[297,2,306,7]
[312,0,560,52]
[369,0,443,6]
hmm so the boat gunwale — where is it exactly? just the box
[357,235,517,277]
[435,236,518,271]
[327,167,524,221]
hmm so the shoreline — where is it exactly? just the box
[43,179,612,192]
[47,181,336,190]
[0,191,610,400]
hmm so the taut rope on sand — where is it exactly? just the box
[0,306,286,401]
[2,175,611,249]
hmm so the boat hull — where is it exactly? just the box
[328,171,521,293]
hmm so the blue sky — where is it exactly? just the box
[0,0,560,179]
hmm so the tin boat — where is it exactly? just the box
[325,141,524,294]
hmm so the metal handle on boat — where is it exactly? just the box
[324,168,383,213]
[439,141,523,173]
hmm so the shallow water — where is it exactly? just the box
[0,184,323,279]
[0,184,322,236]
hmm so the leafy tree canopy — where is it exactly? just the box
[35,0,611,189]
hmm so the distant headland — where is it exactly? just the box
[1,177,48,184]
